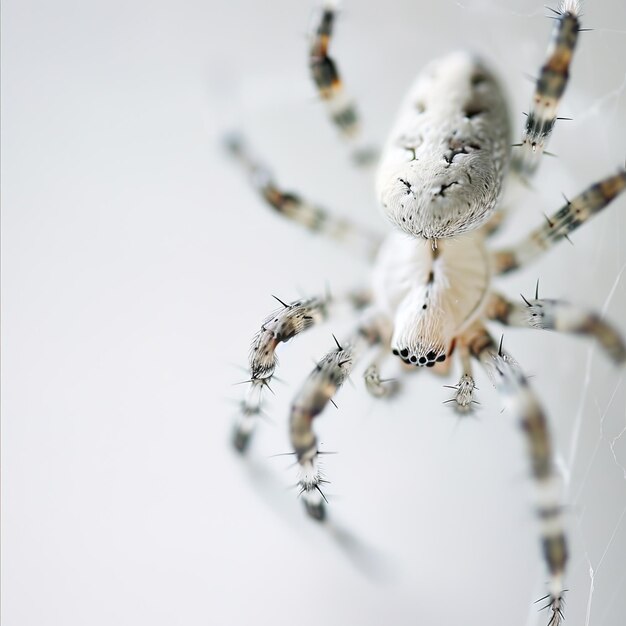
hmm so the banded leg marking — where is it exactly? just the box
[513,1,581,177]
[290,314,383,520]
[491,169,626,273]
[225,134,381,258]
[310,2,359,138]
[465,324,568,625]
[309,2,374,163]
[486,292,626,364]
[233,295,329,453]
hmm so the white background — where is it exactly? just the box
[2,1,626,625]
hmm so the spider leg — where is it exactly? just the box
[445,342,477,413]
[465,323,568,626]
[491,169,626,273]
[363,345,400,399]
[233,289,374,452]
[225,134,381,259]
[485,292,626,364]
[290,311,384,520]
[233,294,331,453]
[512,1,581,177]
[309,2,374,164]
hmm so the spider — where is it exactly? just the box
[226,2,625,625]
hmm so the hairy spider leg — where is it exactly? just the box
[363,342,401,399]
[290,312,384,520]
[232,288,377,452]
[465,323,568,626]
[233,295,330,452]
[445,341,478,413]
[225,134,381,259]
[513,1,581,177]
[309,1,374,163]
[491,169,626,273]
[485,292,626,365]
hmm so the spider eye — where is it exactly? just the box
[391,344,448,367]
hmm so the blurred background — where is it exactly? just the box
[2,1,626,625]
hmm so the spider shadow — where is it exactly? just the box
[238,451,398,584]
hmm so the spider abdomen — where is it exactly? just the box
[376,51,511,241]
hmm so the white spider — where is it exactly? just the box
[227,2,625,625]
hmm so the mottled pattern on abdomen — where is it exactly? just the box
[376,51,511,240]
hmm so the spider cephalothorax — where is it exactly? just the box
[373,229,490,366]
[227,2,625,625]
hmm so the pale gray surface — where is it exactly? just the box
[2,1,626,625]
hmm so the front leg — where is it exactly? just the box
[290,313,383,520]
[233,294,330,453]
[465,323,568,626]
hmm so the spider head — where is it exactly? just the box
[389,287,455,368]
[372,231,489,369]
